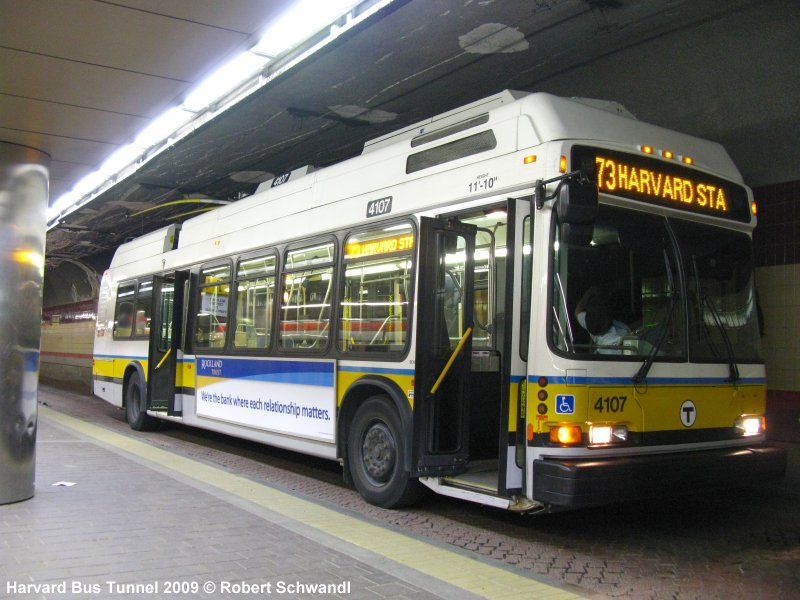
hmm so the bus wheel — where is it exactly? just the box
[348,396,422,508]
[125,373,159,431]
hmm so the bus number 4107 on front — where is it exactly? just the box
[594,396,627,413]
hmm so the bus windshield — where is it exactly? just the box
[551,205,762,363]
[671,219,762,363]
[552,205,684,358]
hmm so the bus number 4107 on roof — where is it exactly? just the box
[366,196,392,218]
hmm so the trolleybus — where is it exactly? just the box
[93,90,786,511]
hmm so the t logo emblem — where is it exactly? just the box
[680,400,697,427]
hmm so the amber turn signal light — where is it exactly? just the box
[549,425,582,445]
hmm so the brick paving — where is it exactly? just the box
[33,386,800,599]
[0,418,460,600]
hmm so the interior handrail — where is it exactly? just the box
[430,327,472,395]
[155,347,172,370]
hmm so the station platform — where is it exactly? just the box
[0,390,582,600]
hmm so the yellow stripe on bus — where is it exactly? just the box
[527,382,767,434]
[336,371,414,407]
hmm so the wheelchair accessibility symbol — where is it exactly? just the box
[555,394,575,414]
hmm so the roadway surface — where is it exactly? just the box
[35,386,800,598]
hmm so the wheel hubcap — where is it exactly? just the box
[361,421,396,484]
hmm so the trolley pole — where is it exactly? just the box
[0,142,49,504]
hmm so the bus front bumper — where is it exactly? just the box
[532,445,787,509]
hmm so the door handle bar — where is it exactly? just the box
[430,327,472,395]
[155,347,172,370]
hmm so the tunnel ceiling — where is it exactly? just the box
[3,0,797,268]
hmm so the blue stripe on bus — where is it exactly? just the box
[94,354,193,363]
[196,357,334,387]
[94,354,146,360]
[527,375,766,385]
[338,366,415,376]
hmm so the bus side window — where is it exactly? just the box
[339,223,414,354]
[195,263,231,350]
[134,278,153,337]
[279,242,335,352]
[233,254,277,350]
[113,282,136,339]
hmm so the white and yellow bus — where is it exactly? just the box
[93,91,786,512]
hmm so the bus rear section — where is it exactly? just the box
[524,144,787,509]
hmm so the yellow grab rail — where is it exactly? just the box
[430,327,472,395]
[155,347,172,370]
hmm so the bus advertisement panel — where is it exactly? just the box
[195,356,335,442]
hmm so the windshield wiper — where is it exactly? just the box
[632,291,678,385]
[634,248,677,385]
[701,295,740,384]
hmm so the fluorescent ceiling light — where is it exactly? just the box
[99,143,142,176]
[135,106,193,148]
[47,190,80,221]
[51,190,78,213]
[253,0,358,58]
[183,52,270,112]
[72,170,108,197]
[47,0,397,231]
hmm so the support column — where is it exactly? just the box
[0,142,49,504]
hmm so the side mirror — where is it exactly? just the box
[556,172,598,246]
[532,160,599,245]
[556,176,598,225]
[559,222,594,247]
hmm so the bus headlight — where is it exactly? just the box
[589,424,628,445]
[735,415,764,437]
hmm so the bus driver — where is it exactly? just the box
[574,286,630,354]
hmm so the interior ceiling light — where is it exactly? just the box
[252,0,359,57]
[183,52,271,112]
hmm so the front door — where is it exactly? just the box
[413,217,476,476]
[147,271,187,413]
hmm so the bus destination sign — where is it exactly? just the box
[345,234,414,259]
[572,146,751,222]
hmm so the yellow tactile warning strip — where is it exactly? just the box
[40,406,583,600]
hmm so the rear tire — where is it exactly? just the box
[347,396,423,508]
[125,372,159,431]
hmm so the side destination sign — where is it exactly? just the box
[195,356,335,442]
[572,146,751,222]
[345,233,414,259]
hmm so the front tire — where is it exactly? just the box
[347,396,423,508]
[125,372,159,431]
